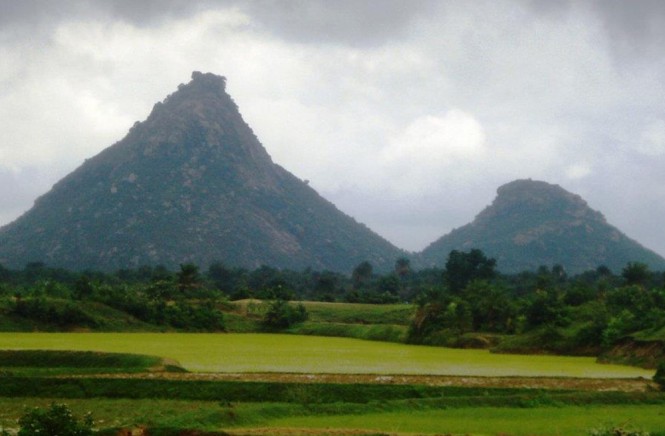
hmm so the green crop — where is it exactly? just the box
[0,333,653,378]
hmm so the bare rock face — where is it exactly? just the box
[0,72,403,272]
[420,179,665,273]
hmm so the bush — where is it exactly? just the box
[261,299,308,330]
[18,403,93,436]
[654,361,665,391]
[11,298,97,328]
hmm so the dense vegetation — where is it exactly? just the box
[1,249,664,365]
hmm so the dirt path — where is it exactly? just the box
[74,371,655,392]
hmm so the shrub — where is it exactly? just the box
[11,298,97,328]
[654,361,665,391]
[18,403,93,436]
[261,299,308,330]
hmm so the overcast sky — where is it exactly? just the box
[1,0,665,258]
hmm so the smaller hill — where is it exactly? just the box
[420,179,665,274]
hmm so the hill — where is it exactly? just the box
[420,179,665,274]
[0,72,403,272]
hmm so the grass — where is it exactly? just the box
[1,374,662,406]
[0,398,236,432]
[0,350,170,375]
[289,321,408,343]
[0,397,664,436]
[298,301,415,325]
[0,298,157,332]
[0,333,654,378]
[262,404,665,436]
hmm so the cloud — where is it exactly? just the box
[638,119,665,156]
[241,0,436,47]
[380,111,487,195]
[1,1,665,257]
[564,163,592,180]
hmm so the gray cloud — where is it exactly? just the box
[1,0,665,260]
[594,0,665,50]
[242,0,436,47]
[0,0,214,26]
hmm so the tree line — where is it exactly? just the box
[1,252,664,354]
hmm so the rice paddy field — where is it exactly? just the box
[1,332,662,435]
[0,332,654,378]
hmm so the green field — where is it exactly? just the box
[0,397,663,436]
[261,404,665,436]
[0,333,662,436]
[0,332,653,378]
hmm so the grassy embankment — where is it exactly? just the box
[225,300,413,343]
[0,349,182,376]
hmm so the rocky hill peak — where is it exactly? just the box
[420,179,665,273]
[0,73,403,272]
[475,179,605,227]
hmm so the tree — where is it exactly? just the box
[18,403,93,436]
[73,276,94,300]
[376,274,400,295]
[443,299,472,333]
[408,297,446,343]
[444,249,497,293]
[352,261,373,290]
[465,280,515,332]
[394,257,411,277]
[207,262,234,292]
[314,271,338,296]
[0,263,10,283]
[525,289,568,329]
[621,262,651,287]
[177,263,202,294]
